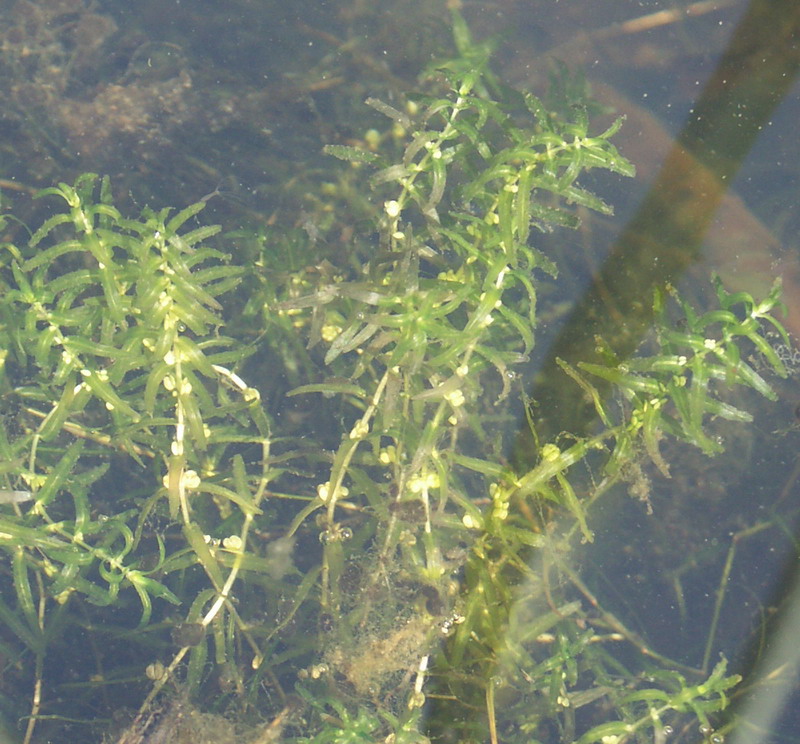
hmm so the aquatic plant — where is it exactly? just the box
[0,8,788,744]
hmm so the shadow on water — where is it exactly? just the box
[508,0,800,740]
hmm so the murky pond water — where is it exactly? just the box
[0,2,798,743]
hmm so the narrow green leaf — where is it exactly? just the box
[451,453,510,478]
[324,322,378,365]
[34,326,60,371]
[178,385,208,450]
[323,144,381,165]
[498,185,514,257]
[174,336,217,378]
[179,224,222,248]
[144,361,171,414]
[36,440,84,507]
[183,522,225,590]
[286,381,367,399]
[556,472,593,543]
[12,549,39,634]
[29,213,73,248]
[579,362,663,396]
[166,201,207,234]
[199,481,261,517]
[0,591,42,651]
[80,368,141,421]
[365,98,411,128]
[557,358,612,428]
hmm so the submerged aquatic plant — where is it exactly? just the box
[0,8,789,744]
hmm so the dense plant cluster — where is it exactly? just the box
[0,9,788,744]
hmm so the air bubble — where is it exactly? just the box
[710,734,724,744]
[662,725,673,736]
[319,525,352,543]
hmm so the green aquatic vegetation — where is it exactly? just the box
[0,8,790,744]
[0,174,275,741]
